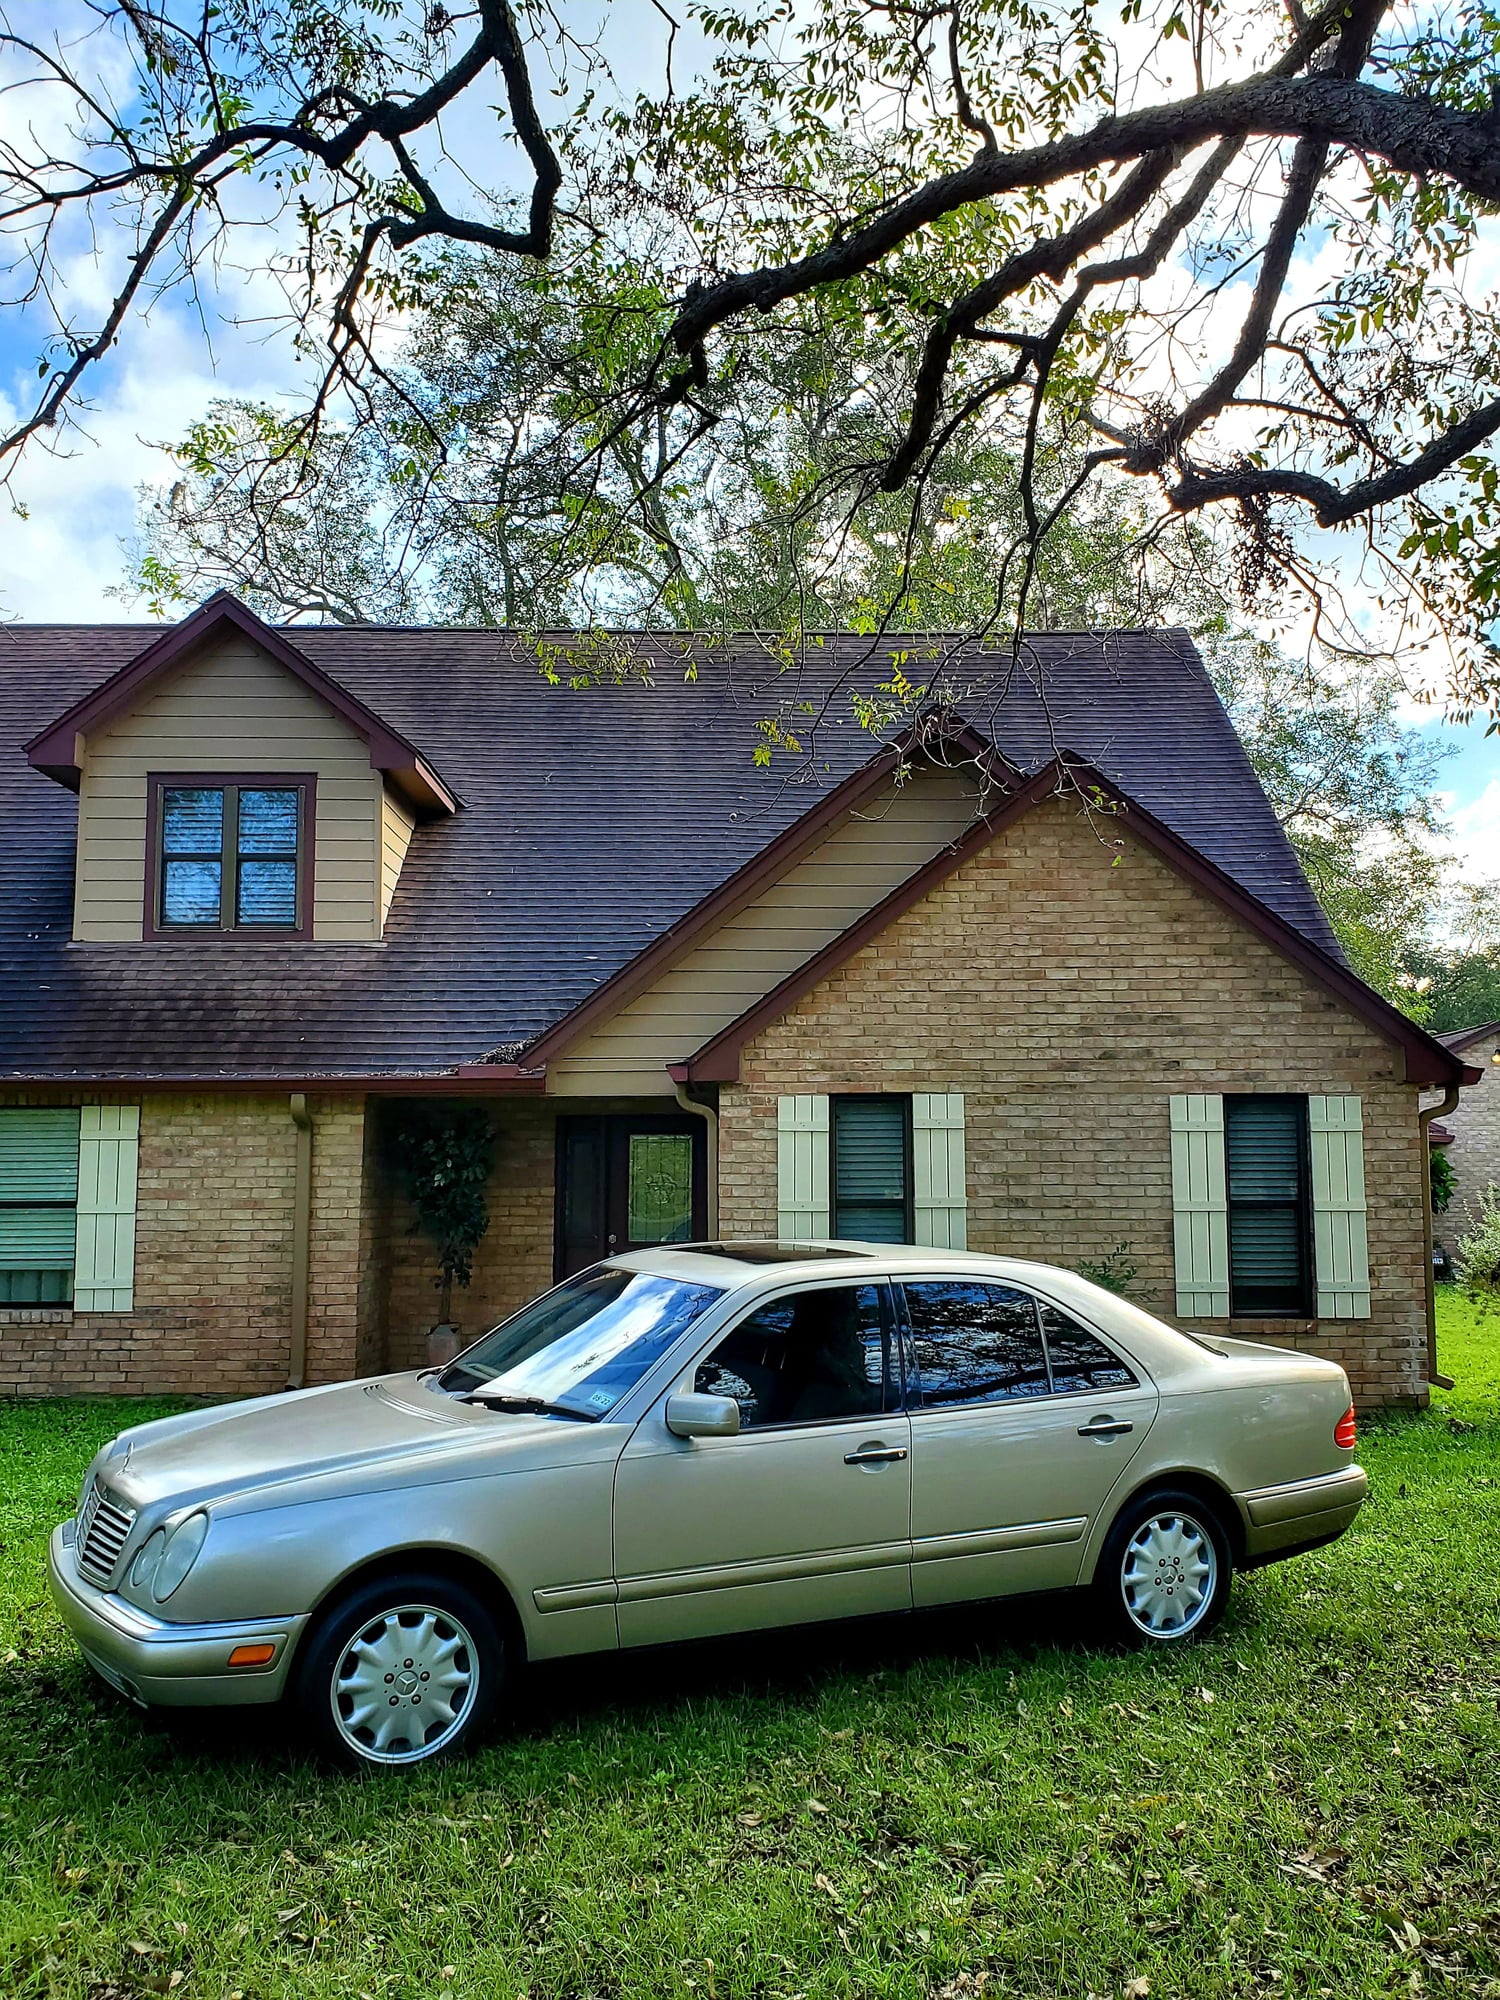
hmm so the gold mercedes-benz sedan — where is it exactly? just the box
[49,1243,1367,1767]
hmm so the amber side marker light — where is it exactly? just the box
[227,1643,277,1668]
[1334,1404,1357,1449]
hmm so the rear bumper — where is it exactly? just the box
[48,1522,305,1709]
[1238,1465,1368,1566]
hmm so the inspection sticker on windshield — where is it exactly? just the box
[587,1388,617,1410]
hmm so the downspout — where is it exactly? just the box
[1418,1084,1460,1393]
[288,1092,314,1390]
[673,1079,719,1240]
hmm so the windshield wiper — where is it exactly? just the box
[462,1391,599,1422]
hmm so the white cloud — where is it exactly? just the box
[1441,779,1500,884]
[0,309,294,621]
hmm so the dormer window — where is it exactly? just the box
[147,775,312,938]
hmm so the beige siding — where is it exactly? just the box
[548,764,982,1095]
[73,636,383,942]
[380,785,416,930]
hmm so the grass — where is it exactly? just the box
[1,1300,1497,2000]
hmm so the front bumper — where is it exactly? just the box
[1239,1464,1369,1566]
[48,1522,307,1709]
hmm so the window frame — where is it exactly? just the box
[686,1278,902,1435]
[894,1278,1139,1412]
[831,1092,913,1243]
[1223,1092,1314,1319]
[144,771,315,941]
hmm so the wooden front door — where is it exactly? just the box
[554,1114,708,1278]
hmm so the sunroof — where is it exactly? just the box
[690,1241,875,1265]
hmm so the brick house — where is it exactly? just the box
[0,593,1476,1406]
[1425,1023,1500,1251]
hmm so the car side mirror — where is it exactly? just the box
[665,1392,741,1439]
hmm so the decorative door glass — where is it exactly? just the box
[627,1133,694,1244]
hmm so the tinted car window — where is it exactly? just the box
[1039,1303,1137,1392]
[904,1281,1050,1407]
[694,1284,891,1429]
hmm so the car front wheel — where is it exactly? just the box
[1090,1489,1232,1647]
[293,1570,506,1768]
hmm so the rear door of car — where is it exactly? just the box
[612,1277,912,1646]
[899,1277,1158,1609]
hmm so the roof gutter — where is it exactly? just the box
[287,1092,313,1391]
[671,1074,719,1239]
[1419,1084,1462,1393]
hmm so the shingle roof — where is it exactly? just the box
[0,620,1345,1081]
[1438,1021,1500,1054]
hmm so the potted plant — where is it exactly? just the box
[387,1104,495,1365]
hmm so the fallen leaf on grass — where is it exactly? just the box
[1123,1980,1151,1998]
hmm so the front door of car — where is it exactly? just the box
[899,1279,1158,1609]
[613,1279,912,1646]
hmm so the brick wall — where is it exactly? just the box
[717,793,1431,1408]
[0,1089,366,1397]
[1424,1032,1500,1250]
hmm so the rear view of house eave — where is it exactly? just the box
[72,633,415,944]
[545,760,983,1096]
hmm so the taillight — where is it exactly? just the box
[1334,1403,1357,1449]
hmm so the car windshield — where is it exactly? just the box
[439,1267,725,1418]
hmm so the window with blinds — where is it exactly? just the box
[832,1096,911,1243]
[1224,1095,1311,1315]
[0,1108,80,1304]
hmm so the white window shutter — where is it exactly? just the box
[912,1093,967,1248]
[777,1095,830,1240]
[1170,1095,1229,1317]
[1308,1095,1370,1319]
[74,1105,140,1312]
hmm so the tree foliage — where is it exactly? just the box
[1404,882,1500,1030]
[125,257,1457,1005]
[6,0,1500,691]
[1206,638,1452,1007]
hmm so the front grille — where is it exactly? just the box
[76,1476,136,1585]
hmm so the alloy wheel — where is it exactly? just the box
[1119,1511,1218,1638]
[329,1602,479,1764]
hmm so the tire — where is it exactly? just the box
[1088,1487,1233,1648]
[292,1570,506,1769]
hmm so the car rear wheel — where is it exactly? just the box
[293,1571,506,1768]
[1090,1488,1232,1647]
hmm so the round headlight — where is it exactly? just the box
[151,1513,209,1602]
[129,1528,168,1592]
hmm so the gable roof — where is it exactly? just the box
[660,757,1469,1089]
[1438,1020,1500,1055]
[0,617,1380,1083]
[24,592,458,814]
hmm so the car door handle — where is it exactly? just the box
[1077,1417,1134,1440]
[843,1444,908,1466]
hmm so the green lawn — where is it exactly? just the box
[2,1300,1498,2000]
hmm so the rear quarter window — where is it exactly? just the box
[1039,1303,1138,1392]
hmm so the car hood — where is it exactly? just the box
[95,1373,563,1513]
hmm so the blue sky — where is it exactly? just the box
[0,3,1495,883]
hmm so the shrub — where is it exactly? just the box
[386,1103,495,1327]
[1076,1241,1138,1295]
[1430,1144,1456,1214]
[1456,1184,1500,1307]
